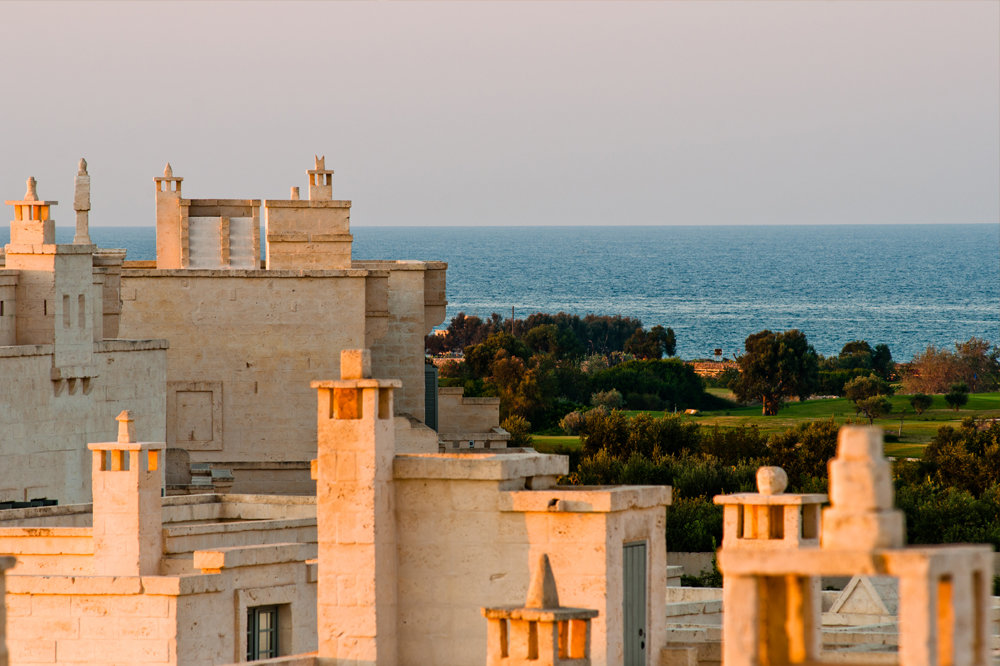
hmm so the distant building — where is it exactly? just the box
[0,167,166,504]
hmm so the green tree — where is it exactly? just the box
[954,337,1000,392]
[944,382,969,412]
[624,325,676,359]
[731,330,819,415]
[838,340,874,370]
[871,343,894,379]
[590,389,624,410]
[922,418,1000,495]
[909,393,933,415]
[501,415,533,448]
[856,395,892,424]
[658,326,677,357]
[843,373,893,404]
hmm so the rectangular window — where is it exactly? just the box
[78,294,86,328]
[63,294,71,328]
[247,605,279,661]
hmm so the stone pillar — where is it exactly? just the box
[73,158,91,244]
[312,350,400,664]
[0,556,15,666]
[88,411,165,576]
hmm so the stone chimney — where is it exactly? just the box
[481,553,598,666]
[307,155,333,201]
[311,350,400,663]
[5,176,57,246]
[87,411,165,576]
[154,162,185,268]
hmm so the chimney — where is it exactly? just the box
[87,411,165,576]
[311,350,400,663]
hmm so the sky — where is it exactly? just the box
[0,1,997,228]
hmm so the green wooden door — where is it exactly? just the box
[623,541,647,666]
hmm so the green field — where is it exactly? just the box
[533,393,1000,459]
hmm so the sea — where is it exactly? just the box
[3,224,997,361]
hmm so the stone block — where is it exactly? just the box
[340,349,371,380]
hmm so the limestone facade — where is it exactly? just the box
[118,159,447,492]
[0,351,671,665]
[0,413,319,665]
[437,386,510,450]
[279,351,670,666]
[0,174,167,505]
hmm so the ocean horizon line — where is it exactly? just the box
[40,221,999,231]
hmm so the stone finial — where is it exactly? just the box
[315,155,325,170]
[163,163,173,178]
[116,410,135,444]
[290,186,300,200]
[24,176,38,201]
[821,426,904,550]
[340,349,372,380]
[756,466,788,495]
[78,158,88,175]
[525,553,560,608]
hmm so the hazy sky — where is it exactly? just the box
[1,1,997,227]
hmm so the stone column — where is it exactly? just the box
[312,350,400,664]
[88,411,165,576]
[73,158,91,244]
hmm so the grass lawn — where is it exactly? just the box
[531,435,582,453]
[536,393,1000,459]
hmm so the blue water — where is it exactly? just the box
[4,224,997,361]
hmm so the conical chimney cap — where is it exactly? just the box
[525,553,560,608]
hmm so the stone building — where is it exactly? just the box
[0,168,167,505]
[116,158,448,493]
[0,410,318,665]
[0,350,672,665]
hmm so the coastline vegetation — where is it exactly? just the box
[427,312,1000,553]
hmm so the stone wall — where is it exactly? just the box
[118,270,368,465]
[0,341,166,505]
[437,387,501,434]
[392,452,670,666]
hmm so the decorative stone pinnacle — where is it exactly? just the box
[314,155,325,170]
[525,553,560,608]
[163,163,173,178]
[78,158,88,175]
[24,176,38,201]
[290,186,300,200]
[116,410,135,444]
[756,466,788,495]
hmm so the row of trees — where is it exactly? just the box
[902,338,1000,394]
[427,312,675,358]
[727,330,997,416]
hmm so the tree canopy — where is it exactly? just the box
[902,337,1000,394]
[730,329,819,415]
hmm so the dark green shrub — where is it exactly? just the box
[667,497,723,553]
